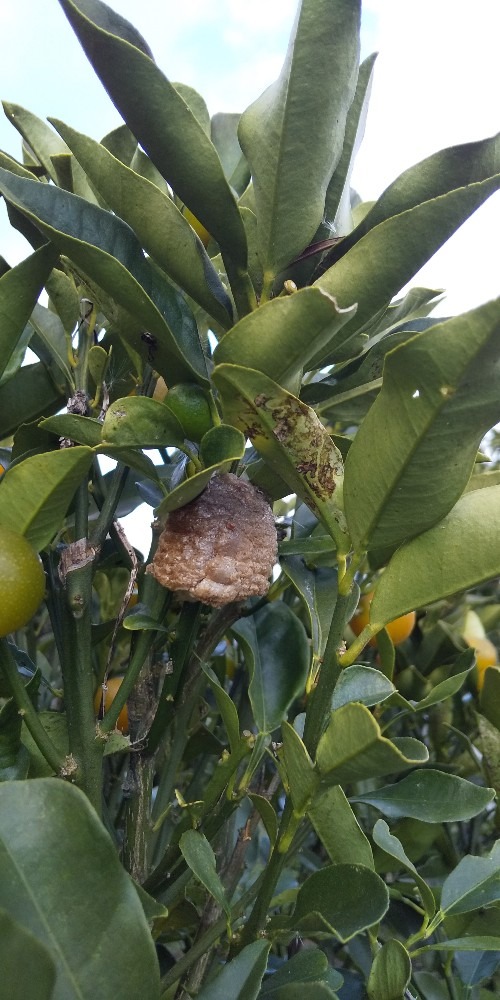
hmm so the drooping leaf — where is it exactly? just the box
[213,287,356,392]
[179,830,231,925]
[367,939,411,1000]
[316,703,428,785]
[196,941,270,1000]
[213,364,349,552]
[0,167,208,386]
[57,0,248,271]
[343,299,500,553]
[0,908,56,1000]
[308,785,374,869]
[369,486,500,627]
[51,120,233,327]
[232,604,309,735]
[238,0,360,280]
[0,779,160,999]
[351,770,495,823]
[0,446,94,550]
[0,245,58,383]
[372,820,435,918]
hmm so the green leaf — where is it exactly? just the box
[232,603,309,734]
[314,173,500,362]
[213,364,349,552]
[200,662,240,753]
[331,665,395,711]
[154,441,247,519]
[281,721,318,815]
[248,793,278,848]
[57,0,248,271]
[196,941,271,1000]
[343,299,500,552]
[40,414,103,447]
[0,779,160,999]
[0,446,94,550]
[238,0,360,279]
[2,102,69,182]
[199,425,245,468]
[308,785,374,869]
[51,119,233,327]
[213,287,356,392]
[372,819,435,918]
[0,245,57,383]
[179,829,231,924]
[0,167,208,386]
[316,703,428,785]
[211,112,250,195]
[480,666,500,731]
[282,864,389,942]
[21,712,69,777]
[0,908,56,1000]
[369,486,500,627]
[259,949,343,996]
[420,936,500,953]
[351,770,495,822]
[282,558,338,666]
[102,396,185,450]
[367,939,411,1000]
[441,845,500,916]
[29,301,74,384]
[412,652,475,711]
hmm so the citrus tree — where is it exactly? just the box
[1,1,500,997]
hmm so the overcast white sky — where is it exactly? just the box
[1,0,499,551]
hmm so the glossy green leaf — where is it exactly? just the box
[441,845,500,916]
[29,301,73,384]
[213,288,356,391]
[412,653,474,711]
[232,605,309,735]
[316,703,428,785]
[367,939,411,1000]
[196,941,270,1000]
[282,558,337,666]
[419,936,500,953]
[372,820,435,918]
[201,662,240,753]
[155,444,247,519]
[2,102,69,182]
[0,446,94,550]
[0,245,57,383]
[213,364,349,552]
[238,0,360,279]
[199,425,245,468]
[179,829,231,924]
[0,779,160,999]
[281,721,318,815]
[122,608,169,633]
[369,487,500,627]
[314,173,500,362]
[279,536,336,558]
[0,167,208,386]
[331,665,395,711]
[58,0,248,271]
[283,864,389,942]
[259,949,343,996]
[0,908,56,1000]
[248,793,278,848]
[351,770,495,822]
[309,785,374,869]
[102,396,185,450]
[40,414,102,447]
[51,120,233,327]
[344,299,500,552]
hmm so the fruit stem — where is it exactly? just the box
[0,637,66,775]
[339,623,377,668]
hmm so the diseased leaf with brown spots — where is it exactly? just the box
[212,364,350,553]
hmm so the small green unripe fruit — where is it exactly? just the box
[0,527,45,635]
[165,384,214,443]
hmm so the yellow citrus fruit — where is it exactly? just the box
[468,637,498,690]
[0,526,45,636]
[183,207,211,247]
[94,676,129,734]
[350,591,416,647]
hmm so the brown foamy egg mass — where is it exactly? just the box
[146,473,277,607]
